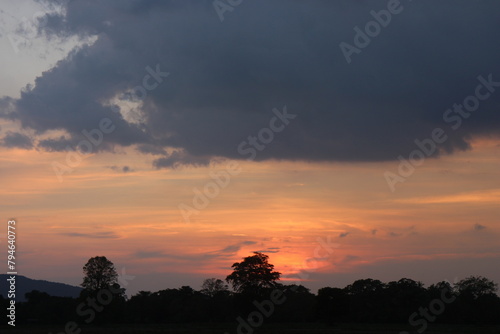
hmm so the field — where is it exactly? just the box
[2,323,500,334]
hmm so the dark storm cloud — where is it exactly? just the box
[152,150,213,169]
[2,0,500,167]
[1,131,34,149]
[136,144,166,156]
[38,136,79,151]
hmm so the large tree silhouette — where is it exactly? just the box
[81,256,119,292]
[455,275,498,299]
[226,252,281,294]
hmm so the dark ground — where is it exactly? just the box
[2,323,500,334]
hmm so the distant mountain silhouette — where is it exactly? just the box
[0,275,81,302]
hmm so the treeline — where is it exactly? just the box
[1,276,499,325]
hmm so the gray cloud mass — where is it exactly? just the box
[2,131,34,149]
[1,0,500,167]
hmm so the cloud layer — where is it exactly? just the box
[2,0,500,167]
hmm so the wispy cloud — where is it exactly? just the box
[134,240,257,260]
[108,165,134,173]
[395,190,500,204]
[257,247,280,254]
[60,231,120,239]
[221,241,256,253]
[474,224,487,231]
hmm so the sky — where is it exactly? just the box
[0,0,499,297]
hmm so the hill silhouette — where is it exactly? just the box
[0,274,81,302]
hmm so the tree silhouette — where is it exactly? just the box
[385,278,427,322]
[81,256,119,292]
[453,276,500,323]
[9,271,500,326]
[317,287,349,323]
[428,280,455,298]
[455,276,498,299]
[201,278,229,297]
[345,278,385,295]
[226,252,281,294]
[345,279,387,322]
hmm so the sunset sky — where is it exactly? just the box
[1,0,499,297]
